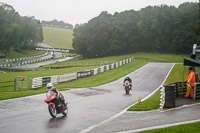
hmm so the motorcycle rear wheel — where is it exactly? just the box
[48,104,57,118]
[125,87,130,95]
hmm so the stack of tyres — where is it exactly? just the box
[164,84,176,108]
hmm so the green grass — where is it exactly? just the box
[0,59,146,100]
[43,26,73,49]
[127,88,161,111]
[132,53,187,63]
[140,121,200,133]
[44,53,187,68]
[127,64,188,111]
[165,64,188,84]
[55,59,146,89]
[4,50,45,59]
[0,53,187,101]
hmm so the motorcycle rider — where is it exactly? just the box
[46,83,66,106]
[123,75,132,89]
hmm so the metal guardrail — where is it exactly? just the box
[31,58,133,89]
[0,52,49,67]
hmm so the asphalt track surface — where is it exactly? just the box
[0,63,173,133]
[16,55,73,68]
[89,104,200,133]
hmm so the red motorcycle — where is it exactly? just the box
[123,81,131,95]
[44,90,68,118]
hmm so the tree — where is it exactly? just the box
[72,2,200,58]
[0,3,43,53]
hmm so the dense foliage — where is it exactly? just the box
[0,3,43,53]
[42,19,73,29]
[73,2,200,58]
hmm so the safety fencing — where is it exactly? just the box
[14,76,32,91]
[160,82,200,109]
[0,52,49,67]
[32,58,133,89]
[194,82,200,100]
[0,81,14,89]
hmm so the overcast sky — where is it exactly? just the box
[0,0,199,25]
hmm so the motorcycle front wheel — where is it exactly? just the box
[48,104,57,118]
[62,103,68,116]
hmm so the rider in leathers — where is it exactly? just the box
[123,75,132,89]
[46,83,66,106]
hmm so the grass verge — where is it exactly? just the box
[0,53,187,101]
[127,64,188,111]
[127,88,161,111]
[140,121,200,133]
[0,59,146,100]
[4,50,45,59]
[43,26,73,49]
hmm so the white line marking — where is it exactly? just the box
[118,119,200,133]
[79,63,175,133]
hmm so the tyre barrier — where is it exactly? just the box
[164,84,176,108]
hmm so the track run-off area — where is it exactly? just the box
[0,63,174,133]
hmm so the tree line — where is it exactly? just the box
[41,19,73,29]
[73,2,200,58]
[0,3,43,54]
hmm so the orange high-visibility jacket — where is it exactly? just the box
[187,70,196,87]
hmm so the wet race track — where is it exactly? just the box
[0,63,173,133]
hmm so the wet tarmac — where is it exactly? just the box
[0,63,173,133]
[89,103,200,133]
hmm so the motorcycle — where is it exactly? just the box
[44,90,68,118]
[123,81,131,95]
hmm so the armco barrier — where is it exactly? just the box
[32,73,77,89]
[93,68,98,75]
[77,71,91,78]
[57,73,77,83]
[32,77,43,88]
[50,76,58,84]
[0,52,49,67]
[42,77,51,86]
[31,58,133,89]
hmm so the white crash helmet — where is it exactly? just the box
[126,75,130,78]
[46,83,53,90]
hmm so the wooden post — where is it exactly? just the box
[14,78,17,91]
[182,66,185,88]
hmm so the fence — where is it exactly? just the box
[0,52,50,67]
[0,81,14,89]
[14,76,32,91]
[31,58,133,89]
[160,81,200,109]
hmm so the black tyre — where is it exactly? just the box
[125,87,130,95]
[164,102,175,108]
[165,95,175,100]
[62,102,68,116]
[48,104,57,118]
[165,91,175,96]
[62,107,68,116]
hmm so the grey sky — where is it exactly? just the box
[0,0,199,25]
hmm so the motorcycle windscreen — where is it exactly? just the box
[46,91,54,97]
[125,80,129,85]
